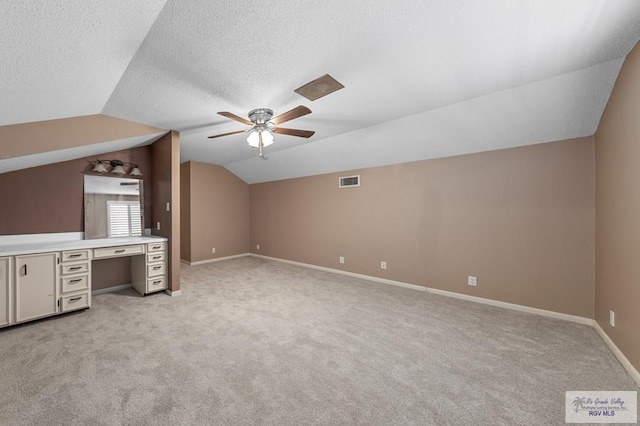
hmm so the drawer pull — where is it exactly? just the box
[114,249,126,253]
[152,266,161,270]
[24,264,28,276]
[69,279,83,284]
[152,280,161,285]
[69,297,83,302]
[69,266,82,271]
[152,245,161,250]
[152,255,161,260]
[69,254,82,258]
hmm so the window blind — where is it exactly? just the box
[107,201,142,237]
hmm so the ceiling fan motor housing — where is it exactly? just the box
[248,108,273,125]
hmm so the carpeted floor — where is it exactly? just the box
[0,256,637,425]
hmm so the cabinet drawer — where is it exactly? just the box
[147,242,166,253]
[94,245,144,259]
[61,275,89,293]
[147,276,167,293]
[61,250,90,263]
[147,263,165,277]
[147,251,165,263]
[61,262,89,276]
[60,293,89,312]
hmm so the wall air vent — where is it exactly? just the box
[339,175,360,188]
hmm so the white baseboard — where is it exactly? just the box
[592,321,640,387]
[200,253,640,387]
[92,284,132,295]
[425,290,639,387]
[183,253,250,266]
[250,254,427,292]
[165,289,182,297]
[426,287,594,325]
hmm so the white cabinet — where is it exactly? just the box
[15,252,58,323]
[132,242,168,295]
[0,236,168,328]
[58,249,91,312]
[0,257,11,327]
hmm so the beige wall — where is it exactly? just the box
[151,131,181,292]
[595,41,640,370]
[250,138,595,317]
[0,114,164,160]
[180,161,250,263]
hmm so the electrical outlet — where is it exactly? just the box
[156,222,160,230]
[610,310,615,327]
[256,244,260,250]
[339,256,345,264]
[166,202,171,212]
[468,276,477,286]
[212,248,216,254]
[381,261,387,269]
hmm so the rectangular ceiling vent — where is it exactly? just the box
[339,175,360,188]
[295,74,345,101]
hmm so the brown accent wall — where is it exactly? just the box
[151,131,181,292]
[594,41,640,370]
[180,162,192,262]
[0,114,164,160]
[180,161,249,263]
[0,146,152,235]
[92,257,132,291]
[250,138,595,317]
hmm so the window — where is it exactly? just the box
[107,201,142,237]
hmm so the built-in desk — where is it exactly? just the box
[0,233,168,328]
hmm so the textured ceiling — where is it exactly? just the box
[2,1,640,182]
[0,0,167,125]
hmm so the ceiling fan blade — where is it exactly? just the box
[271,105,311,125]
[207,130,246,139]
[273,127,315,138]
[218,111,252,126]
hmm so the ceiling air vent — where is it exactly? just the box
[295,74,345,101]
[339,175,360,188]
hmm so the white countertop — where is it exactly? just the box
[0,234,167,257]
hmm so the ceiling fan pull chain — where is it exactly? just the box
[258,133,268,160]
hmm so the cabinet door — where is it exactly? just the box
[15,253,57,323]
[0,257,10,327]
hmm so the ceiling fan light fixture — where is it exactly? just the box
[247,126,274,147]
[211,105,313,159]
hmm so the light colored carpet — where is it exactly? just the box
[0,256,637,425]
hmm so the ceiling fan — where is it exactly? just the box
[208,105,315,159]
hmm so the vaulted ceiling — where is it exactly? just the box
[1,1,640,183]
